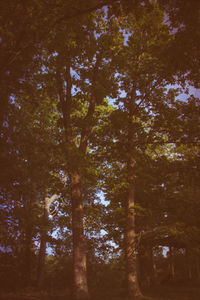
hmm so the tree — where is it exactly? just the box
[0,62,64,287]
[1,0,200,297]
[0,0,120,131]
[158,0,200,86]
[30,10,122,299]
[115,3,175,296]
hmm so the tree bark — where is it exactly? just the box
[37,234,47,289]
[152,250,157,282]
[196,256,200,280]
[24,218,32,286]
[125,160,141,297]
[37,198,50,289]
[186,248,192,280]
[125,87,142,297]
[71,170,88,300]
[0,81,9,134]
[169,246,175,281]
[23,188,36,287]
[37,194,58,289]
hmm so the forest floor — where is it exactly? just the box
[1,285,200,300]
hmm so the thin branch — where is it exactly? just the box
[52,0,118,27]
[56,58,72,144]
[4,0,118,70]
[79,54,102,152]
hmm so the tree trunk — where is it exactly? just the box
[196,256,200,281]
[152,250,157,282]
[24,221,32,286]
[23,193,35,287]
[0,78,9,133]
[138,247,156,288]
[169,246,175,281]
[37,194,58,289]
[185,248,192,280]
[125,168,141,297]
[125,87,142,297]
[71,170,89,300]
[37,237,46,289]
[37,198,49,289]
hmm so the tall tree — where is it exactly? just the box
[37,11,121,299]
[108,2,175,296]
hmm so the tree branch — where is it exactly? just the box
[79,54,102,152]
[52,0,118,27]
[56,58,72,144]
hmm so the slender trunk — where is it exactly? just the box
[24,221,32,286]
[196,256,200,280]
[37,194,58,289]
[188,265,192,280]
[169,246,175,281]
[152,250,157,282]
[125,87,141,297]
[138,247,147,289]
[71,170,88,300]
[37,237,46,289]
[23,191,35,287]
[125,165,141,297]
[139,247,156,288]
[186,248,192,280]
[0,85,9,133]
[37,198,49,289]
